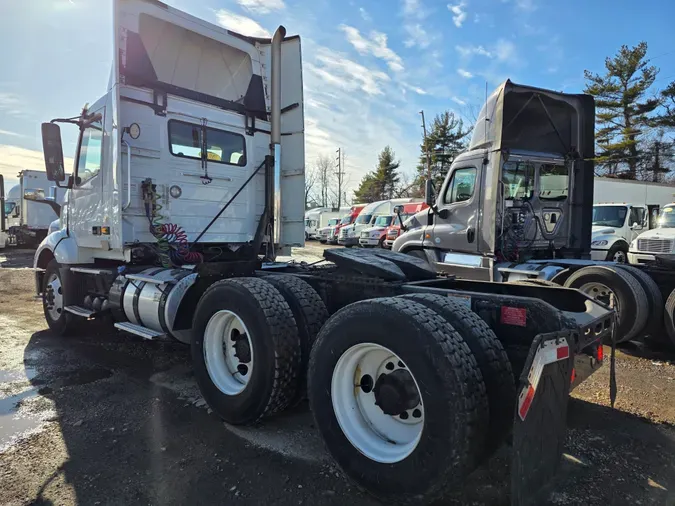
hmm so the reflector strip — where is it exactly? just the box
[570,368,576,384]
[518,337,570,421]
[596,345,604,362]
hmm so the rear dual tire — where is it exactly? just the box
[308,297,489,505]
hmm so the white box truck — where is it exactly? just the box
[5,169,66,247]
[590,178,675,262]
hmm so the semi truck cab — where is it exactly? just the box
[591,203,650,262]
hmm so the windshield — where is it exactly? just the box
[374,215,393,227]
[502,161,534,200]
[327,218,339,226]
[355,214,372,225]
[340,214,353,225]
[592,206,627,228]
[4,202,16,215]
[658,207,675,228]
[392,213,411,226]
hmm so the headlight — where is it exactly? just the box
[591,240,608,247]
[371,232,380,238]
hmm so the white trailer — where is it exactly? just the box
[590,178,675,262]
[32,5,614,505]
[5,170,66,247]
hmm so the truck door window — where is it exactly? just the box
[658,207,675,228]
[539,163,568,200]
[629,207,645,227]
[169,120,246,166]
[76,118,103,184]
[443,167,477,204]
[502,161,534,200]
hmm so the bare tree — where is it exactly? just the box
[305,164,318,209]
[308,154,336,208]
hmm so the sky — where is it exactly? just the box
[1,0,674,198]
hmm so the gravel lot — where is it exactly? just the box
[1,244,675,505]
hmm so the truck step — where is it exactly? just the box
[64,305,96,318]
[70,267,115,275]
[124,273,169,285]
[114,322,165,340]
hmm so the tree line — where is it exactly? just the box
[305,41,675,209]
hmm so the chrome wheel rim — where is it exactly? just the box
[579,281,620,315]
[44,273,63,321]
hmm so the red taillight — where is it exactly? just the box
[596,345,604,362]
[570,368,576,384]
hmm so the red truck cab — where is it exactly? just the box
[327,204,365,245]
[383,202,429,248]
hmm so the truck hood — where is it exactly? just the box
[591,226,617,236]
[635,228,675,240]
[362,226,386,234]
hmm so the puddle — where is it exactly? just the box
[0,367,37,383]
[0,387,42,452]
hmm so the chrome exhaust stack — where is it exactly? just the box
[270,26,285,247]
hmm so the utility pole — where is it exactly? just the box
[335,147,346,209]
[420,111,431,180]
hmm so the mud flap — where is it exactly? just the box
[511,331,574,506]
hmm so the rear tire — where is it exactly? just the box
[564,266,647,342]
[191,277,301,425]
[615,264,663,339]
[308,297,487,505]
[400,293,514,459]
[264,275,328,405]
[663,289,675,349]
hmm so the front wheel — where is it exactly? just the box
[606,243,628,263]
[42,260,80,336]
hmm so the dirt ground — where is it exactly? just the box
[1,244,675,505]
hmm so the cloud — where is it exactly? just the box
[215,9,271,37]
[515,0,537,11]
[308,48,390,96]
[236,0,285,14]
[452,97,467,106]
[402,83,427,95]
[457,68,473,78]
[495,38,516,62]
[0,145,75,191]
[339,25,404,72]
[448,2,467,28]
[403,24,430,49]
[359,7,371,21]
[402,0,428,19]
[455,44,492,58]
[0,130,25,138]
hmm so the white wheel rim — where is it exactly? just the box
[45,273,63,321]
[203,310,254,395]
[331,343,424,464]
[613,250,626,263]
[579,281,620,315]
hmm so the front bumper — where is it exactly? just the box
[590,248,609,261]
[339,236,359,246]
[628,251,656,264]
[359,237,381,247]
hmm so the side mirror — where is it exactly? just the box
[424,179,434,206]
[438,208,450,220]
[41,123,66,182]
[631,222,640,229]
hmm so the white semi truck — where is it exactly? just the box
[33,3,615,504]
[5,169,66,247]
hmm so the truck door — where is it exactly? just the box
[628,206,646,242]
[69,106,105,249]
[432,162,481,256]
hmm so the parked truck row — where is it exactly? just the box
[30,2,616,505]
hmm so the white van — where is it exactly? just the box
[339,198,412,247]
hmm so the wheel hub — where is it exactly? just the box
[231,330,252,363]
[373,369,420,416]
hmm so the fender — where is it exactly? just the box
[392,226,432,254]
[33,230,96,294]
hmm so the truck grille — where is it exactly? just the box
[341,228,349,238]
[637,238,673,253]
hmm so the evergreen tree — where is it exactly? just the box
[353,146,401,202]
[655,81,675,129]
[415,111,471,191]
[584,42,659,178]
